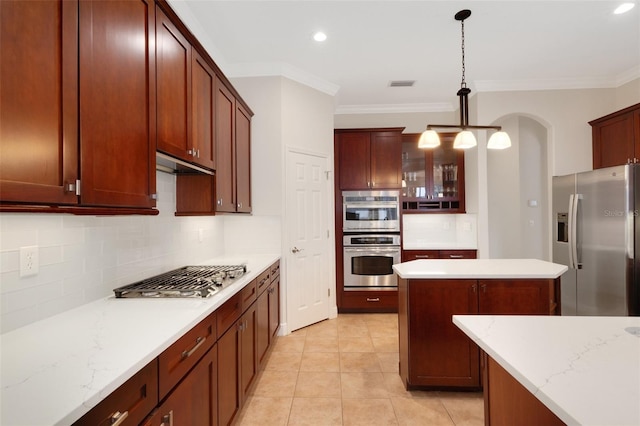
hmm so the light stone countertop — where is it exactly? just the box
[453,315,640,426]
[0,254,279,426]
[393,258,567,279]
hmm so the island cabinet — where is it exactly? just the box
[590,103,640,169]
[398,278,558,389]
[1,0,157,212]
[402,249,477,261]
[335,128,404,190]
[216,78,253,213]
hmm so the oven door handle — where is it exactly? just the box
[344,247,400,254]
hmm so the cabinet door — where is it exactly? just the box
[401,250,440,262]
[79,0,156,208]
[191,50,215,169]
[143,346,217,426]
[240,304,257,403]
[215,78,236,212]
[236,103,252,213]
[407,279,479,387]
[635,109,640,162]
[256,288,270,368]
[591,110,635,169]
[155,6,191,161]
[217,322,240,426]
[338,132,370,189]
[268,276,280,341]
[0,0,78,205]
[479,279,554,315]
[370,131,402,189]
[439,250,477,259]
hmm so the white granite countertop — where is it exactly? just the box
[0,254,279,426]
[453,315,640,426]
[393,258,567,279]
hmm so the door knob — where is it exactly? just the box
[291,247,303,253]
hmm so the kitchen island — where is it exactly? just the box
[453,315,640,426]
[0,254,279,426]
[393,259,567,389]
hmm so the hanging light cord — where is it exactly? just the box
[460,18,466,89]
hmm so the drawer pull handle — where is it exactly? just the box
[160,410,174,426]
[448,254,464,258]
[415,255,433,259]
[181,336,206,360]
[110,411,129,426]
[366,298,380,302]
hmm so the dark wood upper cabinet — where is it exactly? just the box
[155,6,191,162]
[335,128,403,190]
[590,103,640,169]
[236,103,252,213]
[0,0,78,205]
[215,78,236,212]
[79,0,157,208]
[191,50,216,170]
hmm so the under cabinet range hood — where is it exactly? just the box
[156,152,214,175]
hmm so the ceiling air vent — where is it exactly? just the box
[389,80,415,87]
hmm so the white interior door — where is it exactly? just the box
[285,149,331,332]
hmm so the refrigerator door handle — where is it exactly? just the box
[571,194,582,269]
[568,194,575,269]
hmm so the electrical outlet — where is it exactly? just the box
[19,246,39,277]
[198,228,204,243]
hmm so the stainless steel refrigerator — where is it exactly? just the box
[552,164,639,316]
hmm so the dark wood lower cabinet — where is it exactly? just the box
[483,354,565,426]
[217,320,241,426]
[143,345,218,426]
[399,278,558,390]
[240,304,257,403]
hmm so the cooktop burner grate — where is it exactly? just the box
[113,264,247,298]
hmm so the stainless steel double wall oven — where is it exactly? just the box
[342,190,401,290]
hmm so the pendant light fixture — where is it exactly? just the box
[419,9,511,150]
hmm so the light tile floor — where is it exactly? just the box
[235,313,484,426]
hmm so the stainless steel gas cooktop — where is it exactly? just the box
[113,264,247,298]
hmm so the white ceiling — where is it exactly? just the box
[173,0,640,113]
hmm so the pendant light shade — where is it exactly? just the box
[487,131,512,149]
[453,130,477,149]
[418,130,441,148]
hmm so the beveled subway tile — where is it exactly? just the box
[272,335,306,353]
[342,398,398,426]
[294,371,342,398]
[338,335,375,353]
[304,336,339,353]
[390,396,456,426]
[376,352,399,373]
[264,351,303,372]
[252,370,299,397]
[299,352,340,372]
[234,396,292,426]
[341,372,388,399]
[339,352,381,372]
[439,391,484,426]
[287,397,343,426]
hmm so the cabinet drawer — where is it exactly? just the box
[158,312,216,399]
[74,359,158,426]
[270,260,280,282]
[241,278,258,310]
[440,250,477,259]
[256,268,271,295]
[340,291,398,312]
[217,291,243,338]
[402,250,440,262]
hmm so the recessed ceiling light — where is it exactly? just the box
[313,31,327,42]
[614,3,635,14]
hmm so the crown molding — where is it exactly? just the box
[334,102,455,115]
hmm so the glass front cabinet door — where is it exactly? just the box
[401,133,465,212]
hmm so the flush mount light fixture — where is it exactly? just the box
[420,9,511,150]
[614,3,635,14]
[313,31,327,42]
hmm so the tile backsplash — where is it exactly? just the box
[0,171,280,333]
